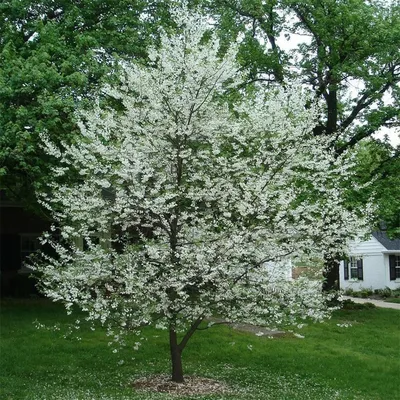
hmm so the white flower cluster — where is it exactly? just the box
[34,8,369,344]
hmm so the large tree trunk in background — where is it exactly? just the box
[326,85,338,136]
[169,329,184,383]
[323,78,340,293]
[323,257,340,292]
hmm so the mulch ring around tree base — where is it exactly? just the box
[132,374,231,396]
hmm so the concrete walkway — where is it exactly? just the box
[342,296,400,310]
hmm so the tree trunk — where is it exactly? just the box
[326,87,337,135]
[323,257,340,292]
[169,329,184,383]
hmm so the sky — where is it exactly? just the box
[373,127,400,147]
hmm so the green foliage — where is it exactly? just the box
[350,139,400,236]
[359,288,374,298]
[344,287,400,300]
[341,299,376,310]
[0,0,174,208]
[374,287,393,298]
[375,287,400,299]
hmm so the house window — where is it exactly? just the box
[397,257,400,279]
[389,255,400,280]
[349,258,358,279]
[19,234,41,273]
[344,257,363,281]
[20,234,41,261]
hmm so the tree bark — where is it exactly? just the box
[323,257,340,292]
[168,317,203,383]
[326,86,337,135]
[169,329,184,383]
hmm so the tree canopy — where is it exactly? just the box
[33,8,369,382]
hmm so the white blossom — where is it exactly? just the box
[33,7,368,353]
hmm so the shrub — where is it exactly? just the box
[390,289,400,298]
[359,288,373,298]
[375,287,392,299]
[341,300,376,310]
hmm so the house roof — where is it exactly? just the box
[372,231,400,250]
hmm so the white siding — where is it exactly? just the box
[340,238,400,290]
[340,254,385,290]
[348,236,386,255]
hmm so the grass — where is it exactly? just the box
[384,297,400,304]
[1,299,399,400]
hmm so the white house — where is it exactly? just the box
[339,231,400,291]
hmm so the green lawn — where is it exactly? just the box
[385,297,400,304]
[1,299,399,400]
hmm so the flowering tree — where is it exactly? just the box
[35,8,367,383]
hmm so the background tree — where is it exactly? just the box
[350,139,400,238]
[201,0,399,288]
[205,0,399,146]
[0,0,174,210]
[34,9,368,383]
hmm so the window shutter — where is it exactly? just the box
[389,255,396,281]
[357,259,363,281]
[344,260,349,280]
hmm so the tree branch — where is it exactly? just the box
[178,316,204,351]
[340,65,397,132]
